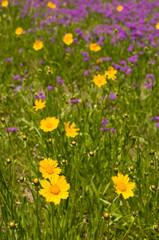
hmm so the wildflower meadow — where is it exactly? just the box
[1,0,159,239]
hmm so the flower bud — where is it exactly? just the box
[71,141,76,146]
[89,151,94,156]
[33,178,39,185]
[9,222,15,229]
[22,135,27,140]
[103,212,109,219]
[5,158,11,164]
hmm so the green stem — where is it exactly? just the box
[51,203,55,240]
[36,188,41,239]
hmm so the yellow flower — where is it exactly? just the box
[1,0,8,7]
[47,1,56,9]
[39,175,70,204]
[89,43,101,52]
[15,27,23,35]
[63,33,73,45]
[105,67,117,80]
[62,2,66,7]
[64,121,79,138]
[33,99,46,111]
[117,5,123,12]
[96,58,102,64]
[156,23,159,30]
[39,158,61,180]
[33,40,43,51]
[112,173,135,199]
[40,117,59,132]
[93,74,107,87]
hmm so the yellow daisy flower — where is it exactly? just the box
[1,0,8,7]
[112,173,135,199]
[105,67,117,80]
[39,158,61,179]
[40,117,59,132]
[47,1,56,9]
[39,175,70,204]
[33,99,46,111]
[63,33,74,45]
[64,121,79,138]
[117,5,123,12]
[89,43,101,52]
[156,23,159,30]
[15,27,23,35]
[33,40,43,51]
[93,74,107,87]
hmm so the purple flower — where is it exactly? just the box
[127,55,138,63]
[155,122,159,128]
[94,66,101,70]
[109,93,116,100]
[83,57,89,62]
[100,127,109,131]
[5,127,18,132]
[128,44,133,52]
[20,63,23,67]
[101,57,112,61]
[70,98,80,103]
[84,69,92,76]
[35,93,46,100]
[40,59,44,64]
[146,74,154,81]
[146,83,152,88]
[101,118,108,126]
[81,51,89,57]
[110,128,116,133]
[56,76,64,84]
[86,102,91,107]
[151,117,155,121]
[156,116,159,121]
[13,75,20,80]
[48,85,53,90]
[18,49,23,53]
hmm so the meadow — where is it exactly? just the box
[0,0,159,239]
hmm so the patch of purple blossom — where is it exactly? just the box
[5,127,18,132]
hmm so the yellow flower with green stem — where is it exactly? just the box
[40,117,59,132]
[64,121,79,138]
[39,158,61,180]
[33,99,46,111]
[112,173,135,199]
[105,67,117,80]
[39,174,70,204]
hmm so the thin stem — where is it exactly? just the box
[36,188,41,239]
[107,218,110,240]
[51,203,55,240]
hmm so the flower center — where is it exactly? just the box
[47,123,53,128]
[118,182,126,191]
[46,166,54,174]
[50,185,60,195]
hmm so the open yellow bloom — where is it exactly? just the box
[117,5,123,12]
[39,175,70,204]
[15,27,23,35]
[33,99,46,111]
[47,1,56,9]
[112,173,135,199]
[89,43,101,52]
[33,40,43,51]
[156,23,159,30]
[39,158,61,180]
[64,121,79,138]
[1,0,8,7]
[40,117,59,132]
[63,33,73,45]
[105,67,117,80]
[93,74,107,87]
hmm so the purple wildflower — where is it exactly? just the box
[5,127,18,132]
[109,93,117,100]
[13,75,20,80]
[48,85,53,90]
[70,98,80,103]
[101,118,108,126]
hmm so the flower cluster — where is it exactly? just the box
[39,158,70,204]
